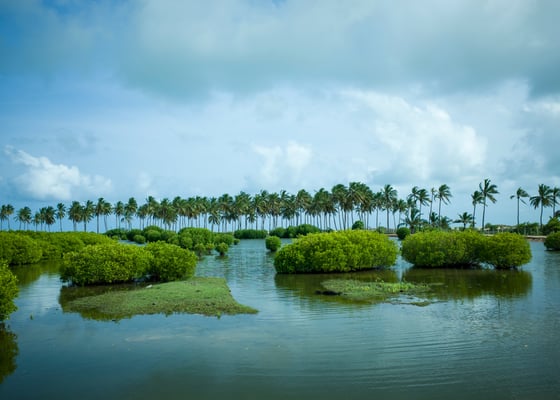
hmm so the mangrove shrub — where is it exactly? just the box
[61,243,153,286]
[0,261,19,321]
[544,232,560,251]
[265,236,282,252]
[144,242,197,282]
[274,230,398,274]
[482,233,531,269]
[0,232,42,265]
[234,229,268,239]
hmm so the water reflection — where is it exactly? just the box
[10,261,60,287]
[402,267,532,300]
[0,324,18,384]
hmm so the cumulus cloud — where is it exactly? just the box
[5,146,112,200]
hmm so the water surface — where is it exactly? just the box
[1,240,559,399]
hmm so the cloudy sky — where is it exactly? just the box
[1,0,559,226]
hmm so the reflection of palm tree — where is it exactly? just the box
[510,187,529,228]
[530,184,553,231]
[479,179,499,230]
[436,184,452,227]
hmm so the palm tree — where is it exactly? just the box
[479,179,499,230]
[552,187,560,217]
[0,204,14,230]
[510,187,529,228]
[435,184,452,227]
[455,212,474,230]
[530,184,554,231]
[295,189,312,225]
[402,207,422,233]
[114,201,125,230]
[16,206,32,230]
[471,190,483,228]
[381,184,397,231]
[124,197,138,230]
[68,201,82,231]
[55,203,66,232]
[81,200,94,232]
[43,206,56,231]
[408,187,430,220]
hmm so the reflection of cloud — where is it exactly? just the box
[5,146,112,200]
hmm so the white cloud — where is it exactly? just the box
[5,146,112,200]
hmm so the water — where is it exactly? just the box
[1,240,559,400]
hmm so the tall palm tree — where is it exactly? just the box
[0,204,14,230]
[56,203,66,232]
[510,187,529,228]
[552,187,560,218]
[95,198,106,234]
[530,184,554,231]
[402,207,422,233]
[124,197,138,230]
[381,184,397,231]
[43,206,56,232]
[471,190,483,228]
[479,179,499,230]
[295,189,312,225]
[68,201,82,231]
[454,212,474,230]
[16,206,32,230]
[113,201,125,230]
[81,200,94,232]
[435,184,452,227]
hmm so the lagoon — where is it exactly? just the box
[1,239,559,399]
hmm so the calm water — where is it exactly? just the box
[1,239,559,400]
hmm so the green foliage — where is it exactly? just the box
[0,324,18,383]
[126,229,143,241]
[396,227,411,240]
[61,243,153,286]
[544,232,560,251]
[270,224,321,238]
[274,230,398,274]
[214,233,235,246]
[0,261,19,321]
[104,228,128,240]
[265,236,282,252]
[542,217,560,236]
[351,220,364,230]
[269,227,287,238]
[234,229,268,239]
[133,234,146,244]
[215,242,229,256]
[401,231,530,269]
[0,232,42,265]
[482,233,532,268]
[144,242,197,282]
[144,229,162,242]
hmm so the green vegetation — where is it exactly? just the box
[265,236,282,252]
[320,279,431,303]
[234,229,268,239]
[274,230,398,274]
[351,220,364,230]
[542,217,560,235]
[144,242,197,282]
[396,226,410,240]
[0,261,19,321]
[61,243,153,286]
[0,232,42,265]
[401,231,531,269]
[60,278,257,320]
[269,224,321,238]
[544,232,560,251]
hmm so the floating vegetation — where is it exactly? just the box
[320,279,432,304]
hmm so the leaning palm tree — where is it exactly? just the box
[529,184,554,231]
[510,187,529,229]
[479,179,499,230]
[435,184,452,227]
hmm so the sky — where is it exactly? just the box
[1,0,559,228]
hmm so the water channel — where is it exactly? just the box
[1,239,559,399]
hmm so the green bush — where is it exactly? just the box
[482,233,531,268]
[234,229,268,239]
[269,227,287,238]
[61,243,153,286]
[215,242,229,256]
[104,228,128,240]
[126,229,144,242]
[544,232,560,251]
[352,220,365,230]
[0,232,42,265]
[144,242,197,282]
[274,230,397,274]
[144,229,162,242]
[402,231,530,269]
[265,236,282,252]
[542,217,560,236]
[396,227,411,240]
[133,234,146,244]
[214,233,235,246]
[0,261,19,321]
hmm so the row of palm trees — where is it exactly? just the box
[1,180,558,234]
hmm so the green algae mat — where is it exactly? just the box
[61,277,257,320]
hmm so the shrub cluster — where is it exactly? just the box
[269,224,321,239]
[234,229,268,239]
[542,217,560,236]
[265,236,282,252]
[401,231,531,269]
[544,232,560,251]
[61,241,199,286]
[0,260,19,321]
[0,232,42,265]
[274,230,398,274]
[144,242,197,282]
[396,227,411,240]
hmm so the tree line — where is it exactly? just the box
[1,180,559,234]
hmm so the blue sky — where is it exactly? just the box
[1,0,559,226]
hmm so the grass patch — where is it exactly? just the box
[61,277,257,320]
[320,279,432,303]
